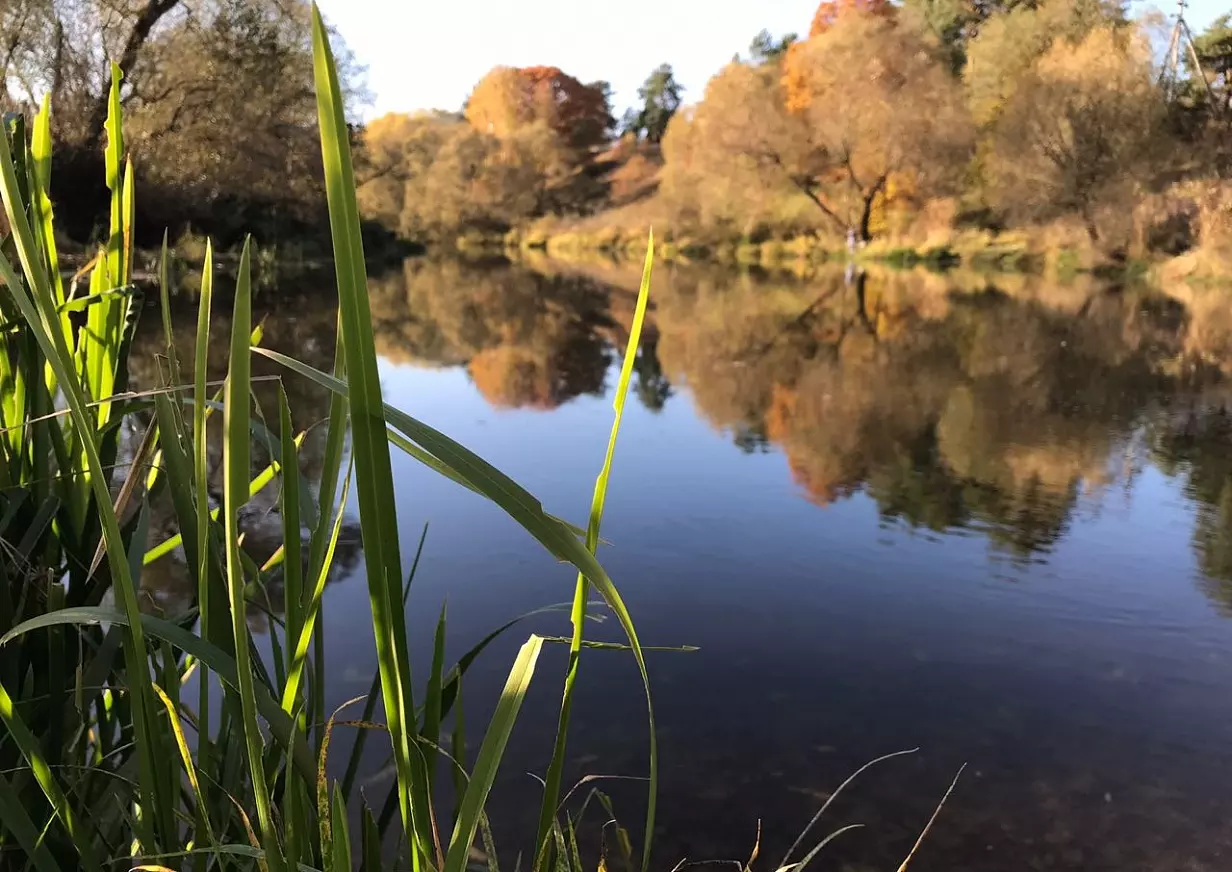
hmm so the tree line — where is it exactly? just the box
[3,0,1229,255]
[0,0,363,247]
[358,0,1232,256]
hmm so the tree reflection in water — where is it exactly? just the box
[127,291,361,631]
[131,257,1232,620]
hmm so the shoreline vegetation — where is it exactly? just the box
[353,0,1232,288]
[1,11,678,872]
[12,0,1226,289]
[5,8,965,871]
[0,14,966,870]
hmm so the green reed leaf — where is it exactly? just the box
[444,635,544,872]
[0,769,61,872]
[224,237,284,872]
[0,679,99,870]
[1,607,316,784]
[0,107,166,858]
[536,234,656,871]
[256,344,660,869]
[310,5,430,858]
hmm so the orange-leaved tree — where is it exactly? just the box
[465,65,611,153]
[807,0,895,36]
[668,6,971,241]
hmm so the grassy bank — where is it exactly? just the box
[488,223,1170,285]
[419,143,1232,288]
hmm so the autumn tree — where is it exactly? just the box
[904,0,1052,68]
[777,9,972,239]
[465,65,611,153]
[659,64,818,234]
[0,0,364,242]
[964,0,1126,128]
[360,63,622,238]
[126,0,344,239]
[1192,14,1232,115]
[982,24,1165,239]
[0,0,214,147]
[357,111,576,238]
[358,112,461,233]
[806,0,894,36]
[659,9,975,243]
[627,63,682,143]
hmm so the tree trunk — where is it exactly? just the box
[857,174,888,243]
[858,196,875,243]
[83,0,182,149]
[1082,206,1100,243]
[50,19,64,112]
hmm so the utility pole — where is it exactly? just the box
[1160,0,1216,107]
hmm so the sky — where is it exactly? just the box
[315,0,1231,121]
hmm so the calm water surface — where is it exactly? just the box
[135,258,1232,871]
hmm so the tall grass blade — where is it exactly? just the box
[777,748,918,871]
[257,348,659,869]
[189,240,224,870]
[152,682,218,854]
[310,5,430,858]
[277,384,309,861]
[194,242,223,642]
[781,825,863,872]
[330,784,352,872]
[0,678,99,869]
[423,603,448,789]
[152,393,203,580]
[279,386,305,681]
[444,635,545,872]
[104,64,125,285]
[1,607,317,784]
[223,237,285,872]
[0,113,167,859]
[29,96,63,308]
[895,765,965,872]
[0,770,61,872]
[342,523,428,801]
[280,466,353,712]
[361,803,382,872]
[157,230,183,385]
[535,235,655,870]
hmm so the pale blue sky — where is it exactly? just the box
[315,0,1229,120]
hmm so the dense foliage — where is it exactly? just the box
[0,0,364,246]
[356,0,1230,258]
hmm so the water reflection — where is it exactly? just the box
[129,257,1232,869]
[127,293,361,626]
[369,259,615,409]
[362,256,1232,572]
[131,257,1232,634]
[1152,397,1232,612]
[646,267,1230,563]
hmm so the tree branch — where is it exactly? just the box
[791,177,849,233]
[84,0,183,148]
[755,148,849,231]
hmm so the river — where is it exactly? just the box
[132,256,1232,871]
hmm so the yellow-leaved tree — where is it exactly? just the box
[661,4,971,241]
[982,23,1166,240]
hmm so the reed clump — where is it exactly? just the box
[0,8,657,870]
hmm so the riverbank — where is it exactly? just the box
[441,221,1224,289]
[416,174,1232,288]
